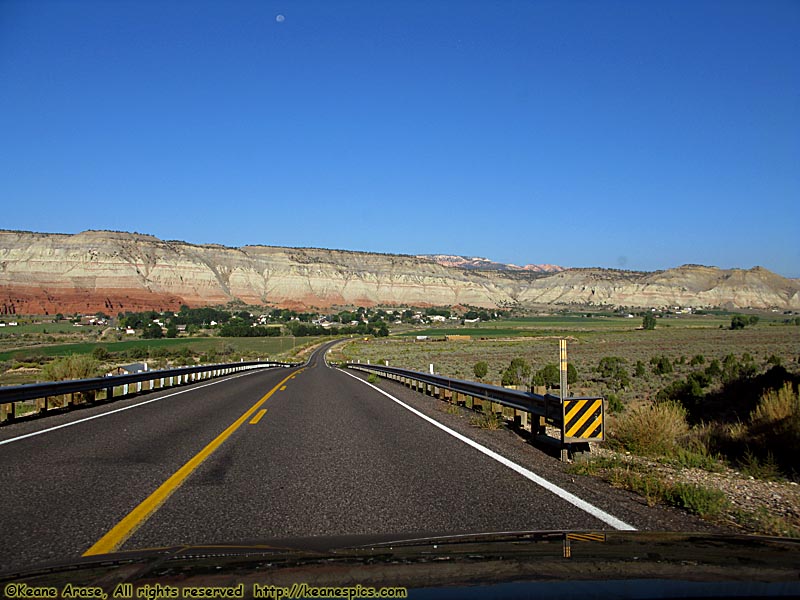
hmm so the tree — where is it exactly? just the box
[473,361,488,380]
[567,363,578,385]
[166,324,178,338]
[533,364,560,388]
[748,315,760,326]
[501,357,531,387]
[142,322,164,339]
[642,314,656,330]
[730,315,748,330]
[91,346,110,361]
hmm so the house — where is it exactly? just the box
[125,328,136,335]
[107,362,148,376]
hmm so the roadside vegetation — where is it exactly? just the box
[336,312,800,536]
[3,303,799,536]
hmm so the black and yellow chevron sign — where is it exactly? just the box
[567,533,606,543]
[562,398,604,441]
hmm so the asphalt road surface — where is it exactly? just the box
[0,341,713,573]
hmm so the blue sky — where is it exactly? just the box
[1,0,798,276]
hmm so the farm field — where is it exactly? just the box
[0,336,313,362]
[0,322,105,334]
[338,325,800,405]
[398,313,780,338]
[0,336,328,386]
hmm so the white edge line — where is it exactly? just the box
[0,368,276,447]
[340,368,636,532]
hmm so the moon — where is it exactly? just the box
[275,14,285,23]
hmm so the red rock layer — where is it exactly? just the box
[0,286,187,316]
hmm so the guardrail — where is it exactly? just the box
[0,360,297,424]
[344,362,604,458]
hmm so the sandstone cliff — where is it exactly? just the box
[0,230,797,314]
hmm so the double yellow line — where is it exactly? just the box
[83,368,302,557]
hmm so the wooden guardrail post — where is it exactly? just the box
[519,410,530,430]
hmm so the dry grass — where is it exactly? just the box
[609,400,689,456]
[751,382,798,425]
[470,413,502,430]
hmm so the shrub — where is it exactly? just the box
[470,412,502,429]
[611,400,688,456]
[738,450,782,481]
[473,361,488,380]
[766,354,782,367]
[598,356,630,389]
[651,355,673,375]
[751,382,798,426]
[42,355,103,381]
[598,356,627,377]
[667,483,728,518]
[690,354,705,366]
[705,359,722,378]
[656,372,710,410]
[367,373,379,384]
[634,360,646,377]
[607,393,624,414]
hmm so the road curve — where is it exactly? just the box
[0,341,716,573]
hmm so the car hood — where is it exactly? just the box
[2,531,800,599]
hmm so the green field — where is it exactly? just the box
[0,322,104,334]
[0,336,321,362]
[397,314,745,338]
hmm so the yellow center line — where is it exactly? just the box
[249,409,267,425]
[83,369,298,557]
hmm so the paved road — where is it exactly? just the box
[0,342,706,573]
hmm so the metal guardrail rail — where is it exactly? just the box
[0,360,297,423]
[344,362,604,454]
